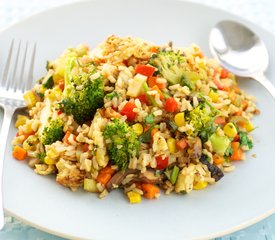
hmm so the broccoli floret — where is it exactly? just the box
[186,103,217,142]
[103,119,140,170]
[149,50,186,85]
[40,118,64,145]
[149,50,200,90]
[59,57,104,124]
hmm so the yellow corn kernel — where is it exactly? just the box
[167,137,176,154]
[245,121,254,132]
[223,122,238,138]
[132,123,143,136]
[127,191,141,204]
[83,178,98,193]
[208,90,219,102]
[15,115,29,128]
[174,112,185,127]
[193,181,208,190]
[23,90,37,108]
[47,87,63,101]
[44,156,57,165]
[46,148,59,160]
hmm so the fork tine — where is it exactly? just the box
[8,40,21,91]
[1,39,14,88]
[18,42,28,93]
[25,42,36,91]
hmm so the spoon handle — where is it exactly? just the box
[253,73,275,99]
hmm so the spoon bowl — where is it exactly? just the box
[209,20,275,98]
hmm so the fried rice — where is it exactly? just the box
[12,35,259,203]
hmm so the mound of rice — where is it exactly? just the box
[12,35,259,203]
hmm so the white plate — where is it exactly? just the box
[1,0,275,239]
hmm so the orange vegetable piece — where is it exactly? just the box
[220,68,229,79]
[214,116,226,125]
[141,183,160,199]
[147,77,166,89]
[96,173,112,186]
[13,146,28,161]
[213,154,225,165]
[229,142,243,161]
[151,85,164,100]
[100,165,116,175]
[176,138,188,150]
[63,131,76,144]
[135,64,155,77]
[150,128,158,138]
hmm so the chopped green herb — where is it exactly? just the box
[224,144,233,156]
[105,91,121,100]
[145,113,154,124]
[37,152,46,163]
[138,125,155,143]
[239,131,253,149]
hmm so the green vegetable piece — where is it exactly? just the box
[42,75,54,89]
[149,50,187,85]
[40,118,64,145]
[60,57,104,124]
[142,82,157,106]
[145,113,154,124]
[103,119,140,170]
[138,125,155,143]
[185,102,217,142]
[170,166,180,184]
[37,152,46,163]
[209,132,231,156]
[239,131,253,149]
[105,91,121,100]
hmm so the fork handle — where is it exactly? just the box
[0,105,16,229]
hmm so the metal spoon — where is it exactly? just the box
[209,20,275,98]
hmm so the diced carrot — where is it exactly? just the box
[21,132,35,142]
[96,166,116,186]
[213,154,225,165]
[135,64,155,77]
[96,173,112,186]
[151,46,159,53]
[229,142,243,161]
[82,144,89,152]
[147,77,166,89]
[220,68,229,79]
[141,183,160,199]
[213,79,224,90]
[164,98,178,113]
[12,146,28,161]
[237,121,246,128]
[151,85,164,100]
[100,165,116,175]
[58,79,65,91]
[242,100,248,110]
[176,138,188,150]
[214,116,226,125]
[234,110,243,116]
[63,131,76,144]
[150,128,158,138]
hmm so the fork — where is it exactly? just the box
[0,40,36,229]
